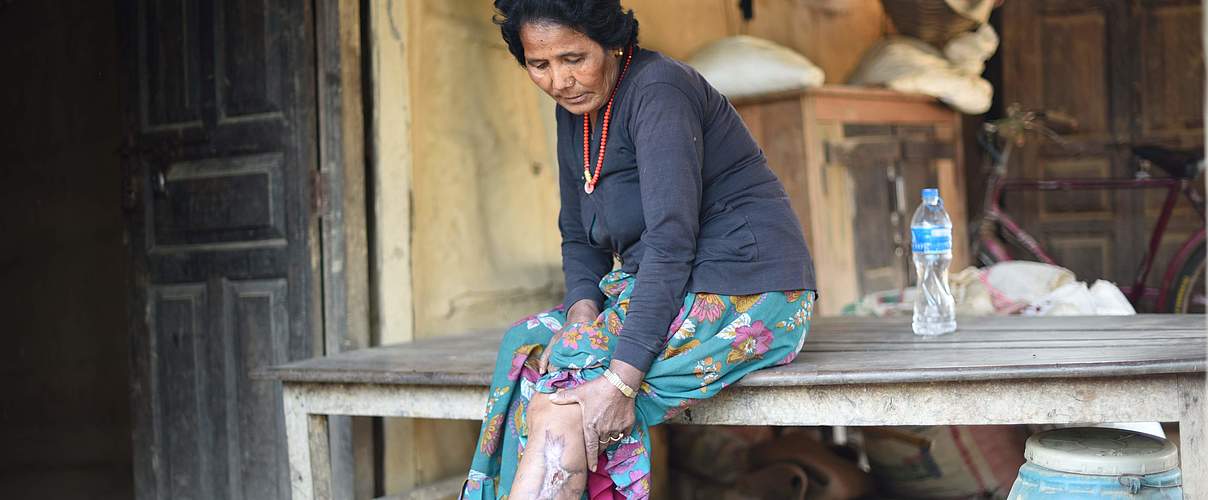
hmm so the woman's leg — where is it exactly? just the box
[508,392,589,499]
[463,306,571,498]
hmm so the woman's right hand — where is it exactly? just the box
[539,299,600,374]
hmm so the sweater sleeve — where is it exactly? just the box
[558,112,613,310]
[612,82,705,372]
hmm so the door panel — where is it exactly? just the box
[1139,3,1204,137]
[122,1,319,499]
[152,154,288,250]
[1000,0,1203,298]
[150,284,211,500]
[222,279,291,500]
[1021,3,1123,280]
[1039,12,1109,137]
[141,0,204,130]
[217,1,283,120]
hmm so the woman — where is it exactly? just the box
[463,1,817,498]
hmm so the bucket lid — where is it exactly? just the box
[1025,427,1179,475]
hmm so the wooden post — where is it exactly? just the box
[316,0,371,497]
[367,0,415,347]
[366,0,420,493]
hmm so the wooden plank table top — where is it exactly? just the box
[262,315,1206,387]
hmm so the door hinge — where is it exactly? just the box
[311,169,330,218]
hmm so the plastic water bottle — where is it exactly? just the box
[911,188,956,335]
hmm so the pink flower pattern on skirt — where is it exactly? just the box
[506,352,525,380]
[462,271,816,499]
[560,328,583,348]
[727,320,774,363]
[688,293,725,322]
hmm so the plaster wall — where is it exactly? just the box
[408,1,564,340]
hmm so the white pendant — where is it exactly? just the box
[584,181,595,194]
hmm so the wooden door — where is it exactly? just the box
[120,1,320,499]
[1000,0,1203,292]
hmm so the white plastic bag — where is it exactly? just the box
[1023,282,1097,316]
[979,262,1136,316]
[851,262,1136,317]
[984,261,1076,305]
[1089,280,1136,315]
[687,35,825,100]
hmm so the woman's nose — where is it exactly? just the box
[552,66,574,91]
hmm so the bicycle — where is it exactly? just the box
[972,105,1206,313]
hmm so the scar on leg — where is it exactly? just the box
[536,430,584,499]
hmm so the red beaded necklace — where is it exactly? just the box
[582,44,635,194]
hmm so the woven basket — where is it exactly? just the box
[880,0,982,48]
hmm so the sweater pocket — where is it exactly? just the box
[741,198,809,262]
[695,206,757,263]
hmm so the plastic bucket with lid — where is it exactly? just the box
[1007,427,1183,499]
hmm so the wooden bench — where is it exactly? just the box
[261,315,1207,499]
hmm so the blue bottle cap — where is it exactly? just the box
[921,188,939,200]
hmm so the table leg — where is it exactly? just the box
[1180,375,1206,498]
[309,414,334,500]
[285,385,335,500]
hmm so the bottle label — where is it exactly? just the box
[912,226,952,254]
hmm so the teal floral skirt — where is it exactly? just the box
[461,270,816,499]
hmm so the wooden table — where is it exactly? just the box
[262,315,1207,499]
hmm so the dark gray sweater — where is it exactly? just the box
[557,48,816,372]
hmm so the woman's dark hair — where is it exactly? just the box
[493,0,639,66]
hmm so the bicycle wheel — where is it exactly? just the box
[1166,244,1206,314]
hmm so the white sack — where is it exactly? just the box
[950,266,995,315]
[847,25,999,114]
[943,24,999,76]
[687,35,825,100]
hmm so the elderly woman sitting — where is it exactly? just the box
[461,1,818,498]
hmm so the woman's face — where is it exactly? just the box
[519,21,619,116]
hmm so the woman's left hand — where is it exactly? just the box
[548,372,638,472]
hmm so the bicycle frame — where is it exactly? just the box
[982,175,1205,306]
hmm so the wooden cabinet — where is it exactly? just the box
[735,86,968,315]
